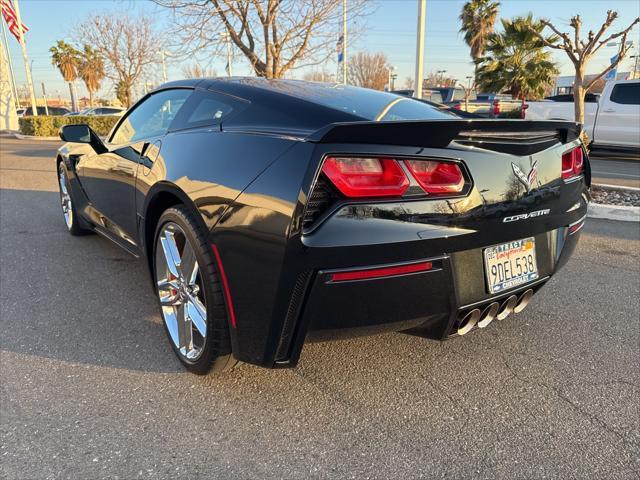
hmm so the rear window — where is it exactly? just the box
[378,98,460,121]
[243,80,456,122]
[610,83,640,105]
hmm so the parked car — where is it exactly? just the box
[525,79,639,150]
[23,106,71,116]
[391,90,481,118]
[65,106,125,116]
[56,78,588,374]
[391,89,444,103]
[16,107,25,117]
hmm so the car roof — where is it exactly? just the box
[155,77,456,134]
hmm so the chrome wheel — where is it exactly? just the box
[58,165,73,229]
[155,222,207,361]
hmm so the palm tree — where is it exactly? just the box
[476,15,559,101]
[50,40,80,111]
[459,0,500,77]
[78,45,105,107]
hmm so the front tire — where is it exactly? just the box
[58,163,91,235]
[153,206,236,375]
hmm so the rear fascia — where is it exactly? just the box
[211,137,588,369]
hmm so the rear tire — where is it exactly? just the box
[58,162,92,236]
[153,206,237,375]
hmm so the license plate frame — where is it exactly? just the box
[483,238,538,294]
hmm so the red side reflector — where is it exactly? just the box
[569,216,586,235]
[330,261,433,282]
[321,156,409,198]
[404,160,465,195]
[212,244,237,328]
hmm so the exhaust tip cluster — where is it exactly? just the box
[457,288,534,336]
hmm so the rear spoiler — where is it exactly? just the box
[308,119,581,156]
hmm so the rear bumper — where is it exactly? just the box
[275,223,582,368]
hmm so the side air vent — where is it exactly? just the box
[302,176,337,231]
[455,130,561,156]
[275,270,313,361]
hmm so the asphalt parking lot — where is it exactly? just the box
[589,150,640,189]
[1,136,639,479]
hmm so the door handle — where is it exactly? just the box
[602,109,616,113]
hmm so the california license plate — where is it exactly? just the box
[484,238,538,294]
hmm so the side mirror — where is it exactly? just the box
[59,124,107,154]
[60,124,91,143]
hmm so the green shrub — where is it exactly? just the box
[19,115,120,137]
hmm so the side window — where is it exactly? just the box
[170,90,241,131]
[610,84,640,105]
[110,89,192,144]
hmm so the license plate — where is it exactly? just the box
[483,238,538,294]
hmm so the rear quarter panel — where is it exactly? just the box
[135,128,298,233]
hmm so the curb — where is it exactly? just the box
[588,202,640,222]
[12,133,60,141]
[592,182,640,192]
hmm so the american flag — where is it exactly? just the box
[1,0,29,42]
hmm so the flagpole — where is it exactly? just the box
[1,2,19,109]
[11,0,37,116]
[342,0,347,84]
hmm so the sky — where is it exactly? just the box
[3,0,640,102]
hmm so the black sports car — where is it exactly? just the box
[56,78,589,374]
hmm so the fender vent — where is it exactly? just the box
[275,270,313,361]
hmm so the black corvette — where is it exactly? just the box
[56,78,589,374]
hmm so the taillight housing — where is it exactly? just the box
[492,100,500,116]
[320,156,467,198]
[562,147,584,180]
[321,157,409,198]
[404,160,465,195]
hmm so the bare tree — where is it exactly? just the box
[182,64,218,78]
[155,0,369,78]
[457,81,476,111]
[347,52,388,90]
[402,77,414,90]
[424,71,458,88]
[76,14,162,107]
[530,10,639,124]
[303,70,335,82]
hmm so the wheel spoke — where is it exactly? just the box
[186,296,207,338]
[162,306,179,347]
[159,230,182,279]
[180,242,198,286]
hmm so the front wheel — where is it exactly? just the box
[153,206,236,375]
[58,163,91,235]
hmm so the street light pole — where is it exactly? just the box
[413,0,426,98]
[158,50,168,83]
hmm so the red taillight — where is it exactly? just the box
[404,160,465,195]
[520,104,528,119]
[562,147,584,180]
[452,102,462,110]
[492,100,500,116]
[321,157,409,198]
[329,261,433,282]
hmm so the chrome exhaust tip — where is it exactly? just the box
[497,295,518,320]
[478,302,500,328]
[514,289,534,313]
[457,308,481,336]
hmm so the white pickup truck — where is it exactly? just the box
[525,79,639,150]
